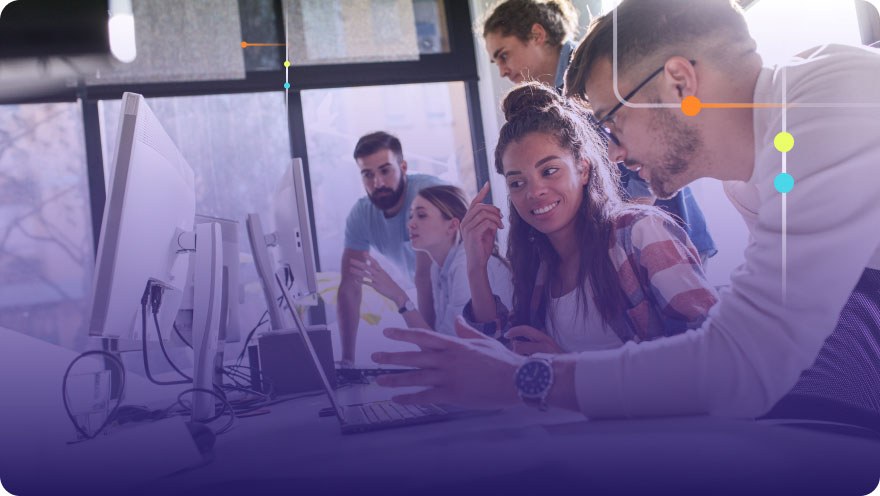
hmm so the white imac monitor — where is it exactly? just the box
[87,92,195,342]
[87,92,223,421]
[272,158,319,306]
[174,215,242,345]
[245,158,319,331]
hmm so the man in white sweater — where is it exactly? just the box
[372,0,880,420]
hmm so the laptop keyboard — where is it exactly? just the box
[358,401,445,424]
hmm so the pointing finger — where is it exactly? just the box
[470,182,491,208]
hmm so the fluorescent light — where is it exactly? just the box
[108,0,136,63]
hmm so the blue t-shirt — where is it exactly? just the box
[343,173,445,278]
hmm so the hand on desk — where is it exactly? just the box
[505,326,563,355]
[371,316,526,409]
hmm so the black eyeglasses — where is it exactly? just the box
[593,60,696,147]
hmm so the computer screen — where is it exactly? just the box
[87,92,224,420]
[271,158,319,306]
[87,92,195,344]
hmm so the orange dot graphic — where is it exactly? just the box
[681,96,702,116]
[240,41,248,48]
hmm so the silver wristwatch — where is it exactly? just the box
[514,356,554,411]
[398,299,416,314]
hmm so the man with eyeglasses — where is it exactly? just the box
[372,0,880,431]
[480,0,716,266]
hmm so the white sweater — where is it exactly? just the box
[573,44,880,418]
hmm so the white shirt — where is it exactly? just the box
[547,285,624,352]
[431,242,513,336]
[574,44,880,418]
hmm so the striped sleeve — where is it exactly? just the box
[628,213,718,333]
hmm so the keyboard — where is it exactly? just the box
[336,367,412,386]
[356,401,446,424]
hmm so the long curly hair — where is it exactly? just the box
[495,82,628,329]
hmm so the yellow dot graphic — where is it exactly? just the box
[774,132,794,153]
[283,60,291,68]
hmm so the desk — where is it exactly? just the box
[2,327,879,495]
[146,382,880,496]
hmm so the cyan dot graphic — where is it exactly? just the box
[774,172,794,194]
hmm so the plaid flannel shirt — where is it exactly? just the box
[463,210,718,347]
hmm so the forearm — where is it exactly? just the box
[336,281,362,362]
[415,264,435,329]
[402,309,432,331]
[467,266,498,323]
[385,288,432,331]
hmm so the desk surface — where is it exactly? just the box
[2,327,879,496]
[146,382,880,495]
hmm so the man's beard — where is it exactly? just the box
[646,107,702,200]
[368,176,406,211]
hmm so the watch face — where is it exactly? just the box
[516,360,552,398]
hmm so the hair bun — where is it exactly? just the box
[501,82,563,122]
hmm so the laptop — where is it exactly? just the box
[274,273,470,434]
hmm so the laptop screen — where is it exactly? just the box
[274,272,344,419]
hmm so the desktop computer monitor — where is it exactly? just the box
[246,158,318,331]
[272,158,319,305]
[174,215,242,345]
[87,92,223,421]
[87,92,195,342]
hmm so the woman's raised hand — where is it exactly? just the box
[461,182,503,273]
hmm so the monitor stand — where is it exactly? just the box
[190,221,223,422]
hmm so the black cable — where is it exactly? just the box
[152,312,192,381]
[220,365,274,401]
[224,364,274,397]
[140,284,189,386]
[173,322,192,348]
[222,368,248,388]
[235,311,268,364]
[176,387,235,435]
[150,285,191,381]
[62,351,126,440]
[235,285,294,365]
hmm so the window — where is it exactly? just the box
[89,0,246,84]
[301,81,476,277]
[0,103,93,348]
[300,81,476,360]
[286,0,420,65]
